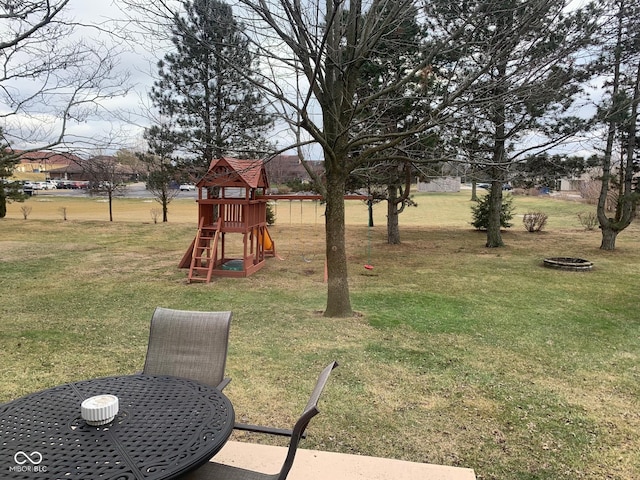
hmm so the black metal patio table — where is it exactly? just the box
[0,374,235,480]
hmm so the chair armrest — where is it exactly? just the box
[233,422,306,438]
[217,377,231,390]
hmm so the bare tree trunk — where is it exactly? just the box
[600,227,618,250]
[486,179,504,247]
[108,191,114,222]
[324,171,352,317]
[597,6,621,251]
[162,193,169,222]
[486,39,507,248]
[387,186,401,245]
[0,185,6,218]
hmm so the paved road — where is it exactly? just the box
[29,182,197,199]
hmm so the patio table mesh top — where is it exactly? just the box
[0,374,234,480]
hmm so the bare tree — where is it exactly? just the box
[121,0,504,316]
[230,0,509,316]
[141,123,182,223]
[0,1,130,151]
[81,156,128,222]
[0,1,130,216]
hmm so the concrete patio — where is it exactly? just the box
[213,441,477,480]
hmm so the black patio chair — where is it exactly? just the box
[179,361,338,480]
[142,307,232,390]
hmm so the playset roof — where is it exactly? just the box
[198,157,269,190]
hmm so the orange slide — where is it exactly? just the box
[263,227,273,251]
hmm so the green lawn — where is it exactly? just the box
[1,190,639,479]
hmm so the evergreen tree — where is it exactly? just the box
[429,0,598,247]
[471,193,515,230]
[0,141,27,218]
[150,0,273,175]
[349,2,430,244]
[591,0,640,250]
[511,153,593,190]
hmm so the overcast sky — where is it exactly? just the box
[65,1,157,153]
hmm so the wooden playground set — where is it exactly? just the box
[178,157,274,283]
[179,157,369,283]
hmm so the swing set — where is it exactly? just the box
[266,193,375,272]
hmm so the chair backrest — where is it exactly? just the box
[277,361,338,480]
[142,307,232,388]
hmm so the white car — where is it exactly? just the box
[33,181,55,190]
[180,184,196,191]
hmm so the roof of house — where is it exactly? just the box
[13,150,82,166]
[48,163,84,174]
[199,157,269,189]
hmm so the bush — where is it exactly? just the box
[266,202,276,225]
[578,211,598,230]
[471,194,514,230]
[523,212,548,232]
[20,205,32,220]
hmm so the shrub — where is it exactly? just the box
[578,211,598,230]
[523,212,548,232]
[20,205,32,220]
[266,202,276,225]
[150,208,161,224]
[274,184,292,194]
[471,194,514,230]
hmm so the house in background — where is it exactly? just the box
[48,156,139,183]
[48,161,88,181]
[417,176,461,193]
[264,154,323,185]
[11,151,82,180]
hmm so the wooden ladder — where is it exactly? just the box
[188,217,221,283]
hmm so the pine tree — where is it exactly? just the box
[592,0,640,250]
[150,0,273,175]
[349,2,427,245]
[428,0,598,247]
[0,139,27,218]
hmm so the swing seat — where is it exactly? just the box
[364,264,374,270]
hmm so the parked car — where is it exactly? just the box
[180,184,196,191]
[477,182,513,191]
[31,181,56,190]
